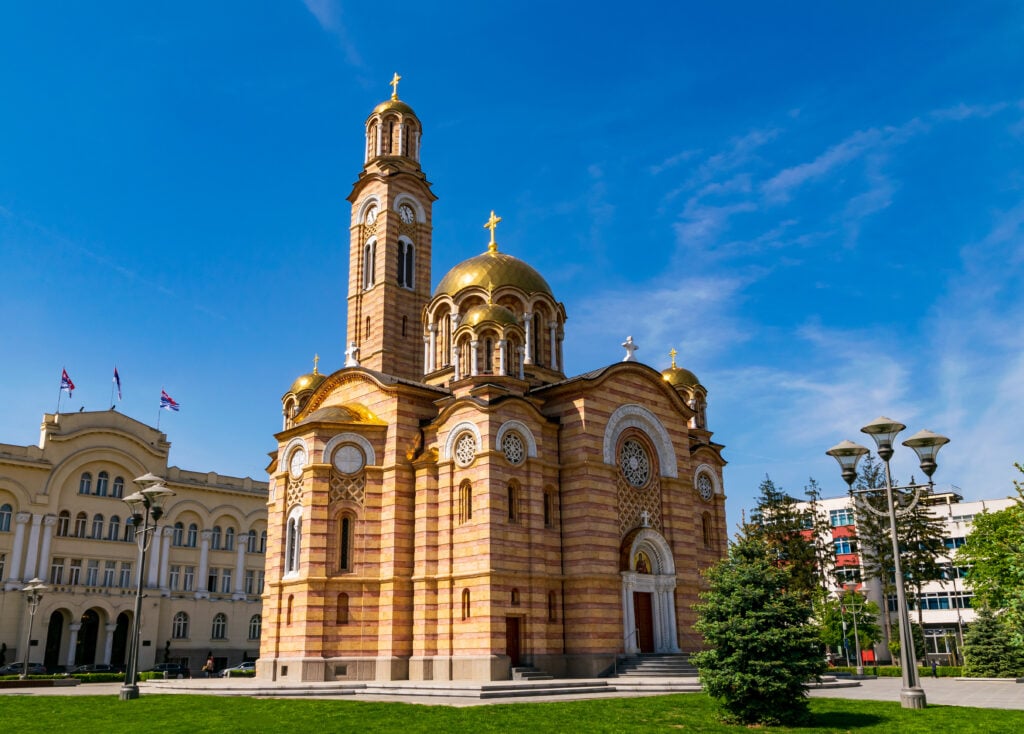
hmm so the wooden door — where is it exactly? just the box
[505,616,521,666]
[634,592,655,653]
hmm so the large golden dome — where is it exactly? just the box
[435,249,553,298]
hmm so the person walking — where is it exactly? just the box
[202,655,215,678]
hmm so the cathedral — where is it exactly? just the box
[257,78,728,682]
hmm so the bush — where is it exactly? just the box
[71,673,125,683]
[963,609,1024,677]
[832,665,962,678]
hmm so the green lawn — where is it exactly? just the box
[3,693,1023,733]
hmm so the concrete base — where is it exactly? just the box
[900,686,927,708]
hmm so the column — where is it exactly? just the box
[423,335,430,374]
[497,339,507,376]
[146,525,161,588]
[428,323,437,372]
[516,346,525,380]
[469,340,479,376]
[196,529,211,599]
[22,514,42,585]
[35,515,57,580]
[158,527,173,595]
[4,512,30,589]
[548,323,559,372]
[232,543,247,600]
[102,623,117,664]
[621,577,638,654]
[65,623,81,668]
[452,350,461,381]
[523,312,533,365]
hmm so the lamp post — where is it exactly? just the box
[843,583,865,676]
[827,417,949,710]
[119,474,175,701]
[20,578,47,680]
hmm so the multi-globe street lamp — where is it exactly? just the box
[118,473,175,701]
[20,578,47,679]
[843,583,865,677]
[827,416,949,710]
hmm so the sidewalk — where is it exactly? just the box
[808,676,1024,710]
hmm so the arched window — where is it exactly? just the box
[548,591,557,622]
[397,240,415,288]
[0,503,11,532]
[211,613,227,640]
[337,593,349,625]
[111,476,125,498]
[108,515,121,541]
[285,509,302,576]
[259,530,267,553]
[211,526,222,550]
[702,512,713,548]
[246,529,257,553]
[511,588,520,606]
[172,612,189,639]
[484,337,493,373]
[173,522,184,546]
[92,514,104,538]
[79,472,92,495]
[74,512,88,537]
[507,482,519,523]
[459,481,473,524]
[286,595,294,625]
[57,510,70,536]
[363,240,376,289]
[339,515,354,572]
[248,614,262,640]
[461,589,471,620]
[187,523,198,547]
[543,489,555,528]
[224,527,235,551]
[364,315,371,339]
[96,471,109,497]
[125,517,136,542]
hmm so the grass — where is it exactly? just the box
[2,693,1023,733]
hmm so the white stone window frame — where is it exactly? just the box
[602,404,677,479]
[392,193,425,222]
[692,463,722,497]
[282,438,308,475]
[284,504,303,579]
[397,235,416,290]
[442,421,483,464]
[495,420,538,462]
[324,432,376,472]
[357,196,381,224]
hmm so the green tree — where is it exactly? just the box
[956,464,1024,646]
[888,621,926,664]
[747,475,823,599]
[692,533,825,726]
[962,609,1024,678]
[818,590,882,663]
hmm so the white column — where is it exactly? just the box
[22,514,42,585]
[517,346,525,380]
[497,339,507,376]
[621,576,638,654]
[196,529,211,598]
[232,543,247,600]
[35,515,57,580]
[523,312,533,365]
[158,527,173,595]
[146,525,161,587]
[398,122,405,155]
[453,350,461,381]
[549,323,559,372]
[428,323,437,372]
[469,340,479,376]
[102,623,117,664]
[666,581,680,652]
[423,335,430,374]
[375,122,382,156]
[5,512,30,588]
[414,130,421,161]
[65,623,81,668]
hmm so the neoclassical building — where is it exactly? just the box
[0,410,268,673]
[258,81,728,682]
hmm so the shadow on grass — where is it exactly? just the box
[809,711,885,729]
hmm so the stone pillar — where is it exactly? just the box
[548,323,559,372]
[102,623,117,664]
[497,339,507,376]
[523,312,533,365]
[146,525,161,588]
[158,527,173,595]
[452,350,461,381]
[196,529,211,598]
[4,512,30,589]
[35,514,57,580]
[423,335,430,375]
[469,340,479,376]
[621,577,638,654]
[516,346,525,380]
[233,542,247,599]
[428,323,437,372]
[66,623,81,668]
[22,514,42,586]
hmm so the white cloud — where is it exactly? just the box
[302,0,363,68]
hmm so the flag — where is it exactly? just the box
[113,367,122,401]
[60,369,75,397]
[159,390,180,412]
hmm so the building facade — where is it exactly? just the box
[0,410,268,673]
[257,84,729,683]
[800,489,1014,664]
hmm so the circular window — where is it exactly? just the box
[333,445,364,475]
[697,473,714,501]
[501,432,525,465]
[454,432,477,467]
[619,439,650,488]
[288,446,306,479]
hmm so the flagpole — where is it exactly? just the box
[110,370,116,407]
[56,368,64,414]
[157,389,162,431]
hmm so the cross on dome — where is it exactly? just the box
[484,210,502,253]
[622,336,639,362]
[389,72,402,100]
[313,353,320,375]
[669,348,677,369]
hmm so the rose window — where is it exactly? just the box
[454,432,477,467]
[697,473,714,501]
[619,439,650,488]
[502,432,525,465]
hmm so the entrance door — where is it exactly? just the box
[633,592,655,653]
[111,612,130,667]
[505,617,521,666]
[44,611,63,670]
[77,609,99,665]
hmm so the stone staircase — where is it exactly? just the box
[612,653,699,678]
[511,665,554,681]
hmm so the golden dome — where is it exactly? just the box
[661,348,701,388]
[300,403,380,425]
[463,303,519,327]
[435,250,553,298]
[371,98,416,117]
[289,372,326,395]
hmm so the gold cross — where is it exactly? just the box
[389,72,401,100]
[313,353,320,375]
[484,210,501,253]
[669,348,677,369]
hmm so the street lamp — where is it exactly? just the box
[20,578,47,680]
[843,583,865,676]
[119,474,175,701]
[827,417,949,710]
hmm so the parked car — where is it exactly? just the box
[216,661,257,677]
[67,663,121,675]
[0,662,47,675]
[144,663,191,679]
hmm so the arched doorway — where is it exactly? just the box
[620,528,680,654]
[76,609,100,666]
[111,612,130,668]
[44,611,64,670]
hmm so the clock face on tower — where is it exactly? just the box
[399,204,415,224]
[364,205,378,225]
[289,447,306,479]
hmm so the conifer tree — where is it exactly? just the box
[748,475,821,599]
[962,609,1024,678]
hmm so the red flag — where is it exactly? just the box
[60,369,75,397]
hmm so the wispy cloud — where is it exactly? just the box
[302,0,363,68]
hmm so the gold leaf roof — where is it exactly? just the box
[371,99,416,117]
[289,372,327,395]
[662,366,701,389]
[299,404,380,425]
[435,250,553,298]
[464,303,519,327]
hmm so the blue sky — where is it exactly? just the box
[2,2,1023,526]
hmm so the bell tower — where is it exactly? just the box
[346,74,437,380]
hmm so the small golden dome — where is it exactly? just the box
[661,348,701,388]
[464,303,519,327]
[300,404,379,425]
[435,250,553,298]
[289,372,326,395]
[371,98,416,117]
